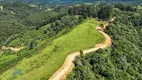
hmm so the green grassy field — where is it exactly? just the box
[0,18,105,80]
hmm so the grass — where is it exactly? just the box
[0,6,3,11]
[0,18,106,80]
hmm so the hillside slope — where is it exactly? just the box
[49,19,113,80]
[67,5,142,80]
[0,18,105,80]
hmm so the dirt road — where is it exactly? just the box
[1,46,24,52]
[49,23,112,80]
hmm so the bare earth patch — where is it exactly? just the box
[1,46,24,52]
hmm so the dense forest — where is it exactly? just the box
[0,2,40,45]
[67,3,142,80]
[0,2,68,46]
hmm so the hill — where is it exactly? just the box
[67,3,142,80]
[0,1,142,80]
[0,2,40,45]
[0,18,105,80]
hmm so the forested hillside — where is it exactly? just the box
[0,2,40,45]
[0,2,107,80]
[0,2,67,46]
[67,3,142,80]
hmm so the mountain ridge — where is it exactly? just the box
[0,0,141,5]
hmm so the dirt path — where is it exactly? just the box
[49,18,115,80]
[1,46,24,52]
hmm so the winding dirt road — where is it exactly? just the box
[49,18,114,80]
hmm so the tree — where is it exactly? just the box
[98,5,113,20]
[100,24,104,29]
[36,24,40,30]
[83,13,88,19]
[28,41,34,50]
[78,16,84,22]
[79,50,84,58]
[43,28,47,34]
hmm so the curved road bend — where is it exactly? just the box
[49,18,116,80]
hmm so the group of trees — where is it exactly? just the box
[25,11,67,30]
[0,22,27,45]
[97,5,113,20]
[0,2,41,45]
[45,15,83,37]
[129,14,142,26]
[68,4,113,20]
[114,3,137,11]
[67,3,142,80]
[68,4,97,18]
[0,2,69,46]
